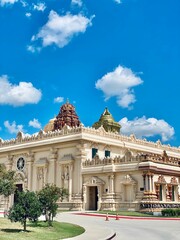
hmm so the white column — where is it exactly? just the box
[68,164,73,201]
[27,152,34,190]
[110,174,115,193]
[82,185,87,210]
[143,173,147,191]
[76,142,87,195]
[151,174,154,192]
[49,148,57,184]
[147,174,150,191]
[27,161,32,190]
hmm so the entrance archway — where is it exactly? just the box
[83,176,105,211]
[88,186,98,210]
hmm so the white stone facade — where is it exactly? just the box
[0,125,180,212]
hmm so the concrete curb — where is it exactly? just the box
[74,212,180,221]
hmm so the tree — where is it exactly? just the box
[38,184,68,226]
[8,191,41,231]
[0,164,16,198]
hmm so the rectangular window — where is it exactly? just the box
[105,150,110,158]
[92,148,98,158]
[160,185,163,201]
[172,185,175,201]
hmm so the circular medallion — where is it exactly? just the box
[17,157,25,171]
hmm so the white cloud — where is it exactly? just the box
[0,0,17,6]
[25,12,31,18]
[54,96,64,103]
[119,116,175,142]
[4,120,24,134]
[29,118,41,129]
[33,2,46,12]
[71,0,83,7]
[29,11,95,51]
[27,45,41,53]
[114,0,122,4]
[95,65,143,109]
[0,75,42,106]
[20,0,27,7]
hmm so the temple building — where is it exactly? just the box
[0,101,180,212]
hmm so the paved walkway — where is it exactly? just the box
[55,212,116,240]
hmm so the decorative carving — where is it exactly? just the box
[37,167,44,180]
[157,175,166,184]
[62,165,69,189]
[16,131,23,143]
[54,100,81,131]
[16,172,24,181]
[140,202,180,209]
[38,130,44,139]
[156,139,162,146]
[84,176,105,186]
[130,134,136,141]
[124,150,132,162]
[1,126,180,164]
[121,174,136,185]
[162,150,169,162]
[170,176,178,185]
[0,138,3,146]
[15,171,27,188]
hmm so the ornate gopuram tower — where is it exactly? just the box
[53,100,81,130]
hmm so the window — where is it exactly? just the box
[105,150,110,158]
[172,186,175,201]
[92,148,98,158]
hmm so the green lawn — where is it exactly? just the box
[97,211,154,217]
[96,210,180,218]
[0,218,85,240]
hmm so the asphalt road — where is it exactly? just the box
[56,212,180,240]
[104,218,180,240]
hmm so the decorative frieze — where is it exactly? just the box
[1,126,180,157]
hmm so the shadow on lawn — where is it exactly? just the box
[1,229,32,233]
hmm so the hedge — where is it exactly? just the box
[161,208,180,217]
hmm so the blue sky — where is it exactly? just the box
[0,0,180,147]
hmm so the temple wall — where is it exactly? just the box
[0,127,180,211]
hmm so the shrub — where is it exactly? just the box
[161,208,180,217]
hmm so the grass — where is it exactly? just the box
[96,210,180,218]
[96,211,154,217]
[0,218,85,240]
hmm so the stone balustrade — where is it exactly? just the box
[82,153,180,167]
[1,125,180,156]
[140,153,179,166]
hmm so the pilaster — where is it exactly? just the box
[27,151,34,190]
[49,148,58,184]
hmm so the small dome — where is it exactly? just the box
[92,108,121,133]
[44,118,56,132]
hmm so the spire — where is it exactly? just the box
[53,101,81,130]
[92,107,121,133]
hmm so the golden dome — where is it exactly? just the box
[92,108,121,133]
